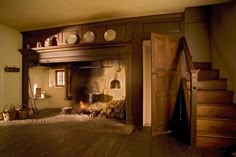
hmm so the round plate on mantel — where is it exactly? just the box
[83,31,95,43]
[66,34,78,45]
[104,29,117,41]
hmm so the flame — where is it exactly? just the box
[79,101,87,109]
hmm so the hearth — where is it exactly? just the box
[69,60,126,120]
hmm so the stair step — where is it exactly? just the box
[196,136,236,148]
[198,70,220,80]
[197,91,233,104]
[193,62,211,70]
[187,79,227,91]
[197,104,236,119]
[197,118,236,148]
[197,118,236,135]
[197,130,236,139]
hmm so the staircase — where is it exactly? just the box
[189,62,236,148]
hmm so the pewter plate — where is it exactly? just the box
[83,31,95,43]
[104,29,116,41]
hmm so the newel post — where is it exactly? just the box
[189,69,200,146]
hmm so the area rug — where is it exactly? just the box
[0,112,134,135]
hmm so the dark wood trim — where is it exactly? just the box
[19,49,39,107]
[20,13,184,126]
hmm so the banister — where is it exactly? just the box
[177,36,199,146]
[180,37,195,71]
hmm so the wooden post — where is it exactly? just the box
[189,69,199,146]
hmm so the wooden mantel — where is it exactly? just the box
[20,41,132,63]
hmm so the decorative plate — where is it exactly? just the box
[83,31,95,43]
[66,34,78,44]
[104,29,116,41]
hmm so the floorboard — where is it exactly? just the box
[0,109,225,157]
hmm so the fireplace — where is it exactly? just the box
[69,60,126,119]
[22,42,134,123]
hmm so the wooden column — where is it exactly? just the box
[189,69,199,146]
[20,49,39,108]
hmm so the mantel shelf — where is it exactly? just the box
[19,39,132,63]
[20,40,131,54]
[34,95,51,100]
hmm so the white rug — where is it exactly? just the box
[0,113,134,135]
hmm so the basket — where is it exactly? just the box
[18,109,29,119]
[3,110,17,121]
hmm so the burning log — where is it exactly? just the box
[77,99,126,120]
[77,101,92,115]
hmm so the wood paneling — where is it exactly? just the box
[20,13,183,126]
[143,22,182,34]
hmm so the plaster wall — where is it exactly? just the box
[29,66,70,109]
[210,1,236,102]
[185,6,211,62]
[0,24,22,112]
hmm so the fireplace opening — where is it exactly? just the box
[71,60,126,120]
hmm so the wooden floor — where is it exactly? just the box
[0,110,225,157]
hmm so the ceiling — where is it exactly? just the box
[0,0,231,32]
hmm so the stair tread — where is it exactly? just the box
[198,117,236,121]
[197,78,227,81]
[197,131,236,139]
[198,90,233,93]
[197,70,220,80]
[197,118,236,138]
[198,103,236,106]
[198,115,236,120]
[193,62,211,63]
[199,69,219,71]
[193,62,236,148]
[197,90,233,104]
[197,79,227,82]
[198,89,227,91]
[193,62,211,70]
[196,136,236,148]
[187,79,228,91]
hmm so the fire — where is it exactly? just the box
[79,101,87,109]
[78,101,92,115]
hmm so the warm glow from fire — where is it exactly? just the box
[79,101,87,109]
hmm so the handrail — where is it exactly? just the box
[178,36,199,146]
[180,37,195,71]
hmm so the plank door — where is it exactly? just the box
[151,33,179,136]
